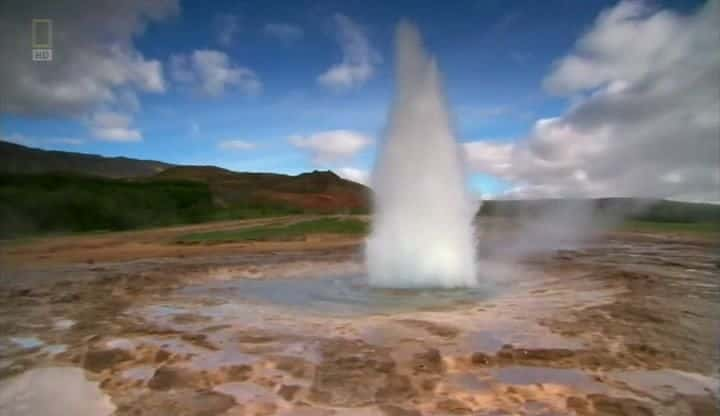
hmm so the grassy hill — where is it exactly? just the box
[153,166,369,214]
[0,173,214,237]
[0,141,171,177]
[0,144,371,237]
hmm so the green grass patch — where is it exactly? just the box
[0,173,215,238]
[176,217,368,244]
[618,220,720,235]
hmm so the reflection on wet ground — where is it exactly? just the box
[0,232,718,415]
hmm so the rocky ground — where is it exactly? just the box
[0,219,718,415]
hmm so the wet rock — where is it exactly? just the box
[493,345,578,365]
[566,396,590,414]
[420,378,438,392]
[278,384,301,401]
[589,394,654,416]
[51,293,81,303]
[235,331,275,343]
[273,355,312,378]
[224,364,252,382]
[411,349,444,374]
[83,348,133,373]
[436,398,472,414]
[627,343,660,356]
[115,389,235,416]
[376,374,416,402]
[154,349,171,363]
[181,333,218,350]
[397,319,460,338]
[172,313,212,324]
[379,404,422,416]
[309,339,396,407]
[679,394,719,416]
[148,366,202,390]
[470,352,493,366]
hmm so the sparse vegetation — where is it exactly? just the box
[176,217,369,244]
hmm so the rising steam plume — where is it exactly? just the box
[366,21,478,288]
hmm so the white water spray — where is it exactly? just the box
[366,21,478,288]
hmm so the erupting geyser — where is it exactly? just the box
[366,21,478,288]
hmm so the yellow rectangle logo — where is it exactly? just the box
[32,19,52,48]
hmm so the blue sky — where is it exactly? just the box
[1,0,716,201]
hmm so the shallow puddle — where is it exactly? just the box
[490,366,605,392]
[0,367,115,416]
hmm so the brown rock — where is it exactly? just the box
[376,374,416,402]
[83,348,133,373]
[436,398,472,414]
[115,389,235,416]
[470,352,492,365]
[309,339,397,407]
[379,404,422,416]
[225,364,252,382]
[154,349,171,363]
[278,384,301,401]
[148,366,201,390]
[566,396,589,415]
[411,349,444,374]
[397,319,460,338]
[589,394,653,416]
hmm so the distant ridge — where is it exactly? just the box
[0,141,172,178]
[0,142,371,213]
[154,166,369,212]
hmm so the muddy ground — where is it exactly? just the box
[0,217,718,415]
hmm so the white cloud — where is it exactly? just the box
[464,1,720,202]
[88,111,142,142]
[317,14,380,90]
[50,138,84,145]
[218,139,256,150]
[264,23,304,43]
[0,0,176,118]
[289,130,372,163]
[171,50,261,96]
[215,14,239,46]
[337,167,369,185]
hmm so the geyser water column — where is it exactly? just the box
[366,21,478,288]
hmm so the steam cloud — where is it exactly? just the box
[366,21,478,288]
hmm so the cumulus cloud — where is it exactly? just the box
[289,130,372,163]
[215,14,239,46]
[337,167,370,185]
[264,23,304,43]
[171,50,261,96]
[465,0,720,202]
[87,111,142,142]
[217,139,256,150]
[0,0,176,118]
[318,14,380,90]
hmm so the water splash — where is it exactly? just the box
[366,21,478,288]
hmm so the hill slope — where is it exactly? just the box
[0,141,171,177]
[153,166,369,213]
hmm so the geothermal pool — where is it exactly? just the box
[180,274,502,317]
